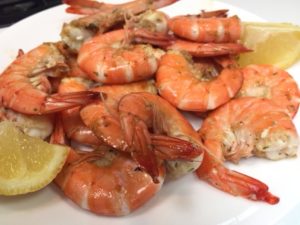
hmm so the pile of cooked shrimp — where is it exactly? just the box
[0,0,299,216]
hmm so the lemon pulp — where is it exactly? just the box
[239,22,300,69]
[0,121,69,196]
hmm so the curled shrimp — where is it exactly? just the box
[78,29,168,84]
[168,11,242,43]
[51,117,165,216]
[161,9,250,57]
[237,64,300,118]
[61,0,178,51]
[199,97,299,163]
[156,50,243,112]
[195,97,299,204]
[0,43,100,115]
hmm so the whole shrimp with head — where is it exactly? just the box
[51,117,165,216]
[61,0,178,51]
[0,43,100,115]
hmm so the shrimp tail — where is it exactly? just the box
[43,91,100,114]
[222,170,280,204]
[151,134,203,160]
[196,152,279,204]
[168,40,251,57]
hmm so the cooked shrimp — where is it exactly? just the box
[237,64,300,118]
[156,50,243,112]
[168,14,242,43]
[0,43,100,115]
[117,92,204,179]
[195,97,299,204]
[51,117,165,216]
[78,29,166,84]
[199,97,298,163]
[61,0,178,51]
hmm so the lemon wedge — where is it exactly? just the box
[0,121,69,196]
[238,22,300,69]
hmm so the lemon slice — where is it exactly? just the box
[0,121,69,196]
[238,22,300,69]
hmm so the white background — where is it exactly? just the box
[223,0,300,24]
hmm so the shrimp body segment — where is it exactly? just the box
[0,43,100,115]
[168,15,242,43]
[199,97,299,163]
[237,64,300,118]
[78,29,164,84]
[156,50,243,112]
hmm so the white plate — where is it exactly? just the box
[0,1,299,225]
